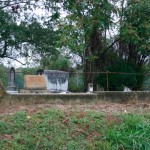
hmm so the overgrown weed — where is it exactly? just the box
[0,109,150,150]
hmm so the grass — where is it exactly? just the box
[0,109,150,150]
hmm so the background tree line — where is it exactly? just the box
[0,0,150,91]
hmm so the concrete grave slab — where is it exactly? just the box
[44,70,69,92]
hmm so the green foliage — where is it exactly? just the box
[0,65,8,87]
[57,0,116,62]
[105,114,150,149]
[97,61,137,91]
[0,109,150,150]
[68,73,84,92]
[1,0,149,90]
[25,21,59,57]
[119,0,150,65]
[41,56,71,71]
[0,8,58,66]
[58,0,117,90]
[20,68,36,75]
[0,9,19,58]
[142,64,150,90]
[143,76,150,91]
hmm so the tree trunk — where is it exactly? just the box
[83,28,103,92]
[84,59,97,92]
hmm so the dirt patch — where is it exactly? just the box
[0,134,13,140]
[0,101,150,115]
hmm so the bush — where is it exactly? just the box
[0,65,8,87]
[68,73,84,92]
[97,61,137,91]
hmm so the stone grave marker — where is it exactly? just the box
[7,67,16,91]
[24,75,46,90]
[88,83,93,92]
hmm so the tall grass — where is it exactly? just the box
[0,109,150,150]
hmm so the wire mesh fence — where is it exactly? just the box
[68,71,150,92]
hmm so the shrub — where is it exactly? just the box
[97,61,138,91]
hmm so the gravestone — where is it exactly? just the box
[0,79,6,97]
[24,75,47,90]
[7,67,16,91]
[88,83,93,92]
[44,70,69,92]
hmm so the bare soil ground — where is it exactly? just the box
[0,101,150,115]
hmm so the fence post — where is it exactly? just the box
[106,70,109,91]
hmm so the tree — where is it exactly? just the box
[0,9,58,65]
[0,0,49,12]
[97,60,137,91]
[0,0,59,65]
[58,0,116,91]
[0,10,19,59]
[1,0,149,92]
[118,0,150,66]
[40,55,71,71]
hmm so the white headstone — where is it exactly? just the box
[123,86,132,92]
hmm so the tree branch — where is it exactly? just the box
[3,56,26,65]
[101,38,120,57]
[0,1,36,10]
[0,40,7,58]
